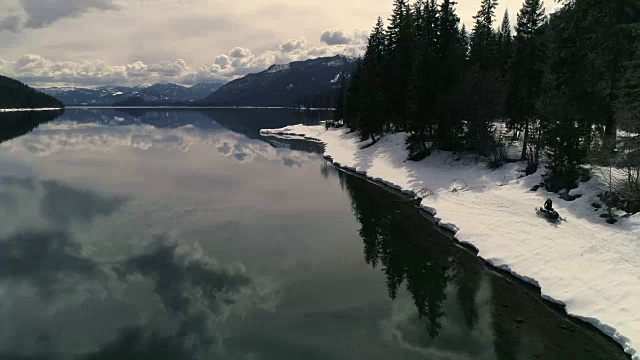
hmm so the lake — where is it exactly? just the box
[0,108,628,359]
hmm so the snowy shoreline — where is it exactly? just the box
[0,108,62,113]
[64,106,336,111]
[261,124,640,360]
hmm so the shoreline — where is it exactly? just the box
[331,160,631,357]
[64,106,336,111]
[261,124,640,360]
[0,108,63,113]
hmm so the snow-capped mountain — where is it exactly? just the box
[41,56,357,108]
[198,55,357,108]
[41,82,225,106]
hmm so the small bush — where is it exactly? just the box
[544,171,579,193]
[525,162,539,175]
[408,147,431,161]
[485,145,508,170]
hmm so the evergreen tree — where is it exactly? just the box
[413,0,426,38]
[0,75,64,109]
[507,0,546,161]
[343,61,364,130]
[496,9,514,77]
[583,0,639,151]
[359,18,387,142]
[469,0,499,71]
[385,0,415,131]
[613,40,640,209]
[334,72,348,123]
[434,0,466,151]
[466,0,501,154]
[615,41,640,134]
[460,24,470,59]
[338,0,639,187]
[539,4,590,182]
[406,0,439,159]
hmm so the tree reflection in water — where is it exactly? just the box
[0,110,65,144]
[340,171,451,339]
[338,168,629,360]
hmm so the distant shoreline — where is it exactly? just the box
[64,106,336,111]
[0,108,63,113]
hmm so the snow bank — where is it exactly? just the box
[0,108,62,113]
[261,124,640,359]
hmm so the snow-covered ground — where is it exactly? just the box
[261,124,640,360]
[0,108,62,112]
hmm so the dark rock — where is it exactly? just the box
[559,192,580,201]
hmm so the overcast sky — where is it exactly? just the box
[0,0,554,88]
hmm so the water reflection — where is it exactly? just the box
[0,110,64,144]
[59,108,325,153]
[339,171,628,360]
[0,177,271,359]
[0,109,629,360]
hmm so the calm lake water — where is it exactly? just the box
[0,108,627,360]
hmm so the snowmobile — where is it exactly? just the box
[536,207,564,223]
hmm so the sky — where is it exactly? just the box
[0,0,555,88]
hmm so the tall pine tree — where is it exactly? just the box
[434,0,466,151]
[406,0,439,159]
[469,0,499,71]
[507,0,546,161]
[496,9,514,78]
[465,0,501,154]
[343,61,364,130]
[359,18,387,142]
[385,0,415,131]
[539,3,590,183]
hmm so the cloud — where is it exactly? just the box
[0,29,366,87]
[0,231,276,359]
[0,230,100,296]
[320,29,351,45]
[229,47,252,59]
[39,179,129,227]
[147,59,189,76]
[214,55,231,68]
[0,14,22,32]
[0,0,121,33]
[185,38,364,84]
[1,120,320,169]
[0,176,280,359]
[279,37,307,53]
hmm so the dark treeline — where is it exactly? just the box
[0,109,65,144]
[0,75,64,109]
[338,0,639,194]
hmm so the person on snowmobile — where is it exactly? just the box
[544,198,553,211]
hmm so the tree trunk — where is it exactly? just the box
[603,113,617,153]
[521,117,529,161]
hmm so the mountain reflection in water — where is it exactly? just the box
[0,108,628,360]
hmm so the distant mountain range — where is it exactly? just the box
[199,55,357,108]
[1,75,64,109]
[39,55,357,108]
[42,82,224,106]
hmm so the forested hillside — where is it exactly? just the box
[339,0,639,201]
[0,75,64,109]
[200,56,356,108]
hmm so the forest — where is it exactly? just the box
[337,0,639,212]
[0,75,64,109]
